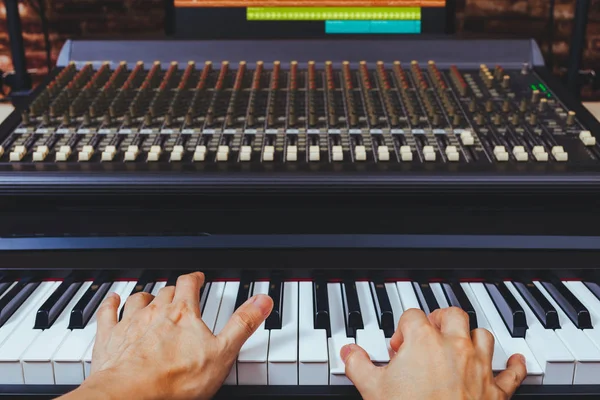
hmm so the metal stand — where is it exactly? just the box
[3,0,31,93]
[567,0,590,99]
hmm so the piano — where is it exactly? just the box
[1,38,600,398]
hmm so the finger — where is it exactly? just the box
[217,294,273,359]
[428,307,470,338]
[391,308,430,351]
[95,292,121,344]
[152,285,176,306]
[122,292,154,321]
[471,328,494,367]
[340,344,381,396]
[495,354,527,398]
[173,272,205,312]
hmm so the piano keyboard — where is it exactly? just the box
[3,272,600,387]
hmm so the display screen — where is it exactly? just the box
[174,1,448,38]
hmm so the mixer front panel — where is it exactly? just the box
[1,60,596,170]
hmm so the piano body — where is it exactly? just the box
[0,38,600,398]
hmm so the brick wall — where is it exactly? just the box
[1,0,600,98]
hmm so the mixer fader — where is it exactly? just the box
[2,58,596,166]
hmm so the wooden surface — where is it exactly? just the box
[1,102,600,125]
[175,0,445,7]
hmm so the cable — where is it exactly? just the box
[28,0,52,74]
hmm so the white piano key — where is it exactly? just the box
[52,281,130,385]
[396,281,421,310]
[505,281,575,385]
[0,281,60,384]
[459,283,511,374]
[237,281,270,386]
[268,282,299,385]
[328,283,354,385]
[564,281,600,348]
[470,282,543,384]
[355,282,389,364]
[385,283,404,356]
[22,281,93,384]
[0,282,54,348]
[83,281,137,379]
[151,281,167,296]
[298,282,328,385]
[430,283,450,308]
[202,282,225,333]
[533,281,600,384]
[213,281,239,386]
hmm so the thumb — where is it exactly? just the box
[217,294,273,358]
[341,344,381,396]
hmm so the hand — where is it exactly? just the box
[62,272,273,400]
[341,307,527,400]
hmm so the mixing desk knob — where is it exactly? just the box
[217,146,230,162]
[240,146,252,162]
[287,146,298,162]
[512,146,528,162]
[10,145,27,162]
[445,145,460,162]
[309,145,320,162]
[193,145,207,162]
[124,145,139,162]
[551,146,569,162]
[377,146,390,161]
[332,145,343,162]
[531,90,540,104]
[147,146,162,162]
[580,130,597,146]
[423,145,436,162]
[78,145,94,162]
[567,111,576,125]
[538,98,548,112]
[170,145,185,162]
[354,145,366,162]
[400,146,413,161]
[493,145,509,162]
[263,145,275,162]
[502,75,511,89]
[56,146,72,162]
[532,146,548,162]
[102,145,117,162]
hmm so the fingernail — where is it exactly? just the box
[340,344,353,363]
[518,354,526,364]
[107,292,118,300]
[249,294,273,317]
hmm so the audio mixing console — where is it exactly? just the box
[0,57,596,167]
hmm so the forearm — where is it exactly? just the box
[57,370,159,400]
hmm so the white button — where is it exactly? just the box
[37,145,49,154]
[447,152,460,162]
[105,145,116,153]
[263,152,274,162]
[264,145,275,153]
[9,151,25,162]
[400,146,412,154]
[424,152,436,161]
[173,145,184,153]
[355,150,367,161]
[32,152,46,162]
[287,152,298,162]
[580,130,592,139]
[241,145,252,154]
[445,145,457,154]
[378,145,389,153]
[309,151,320,162]
[462,136,474,146]
[82,145,94,153]
[218,145,229,154]
[195,145,207,154]
[78,151,93,161]
[55,152,70,162]
[555,152,568,162]
[583,136,597,146]
[124,151,137,161]
[309,145,319,153]
[534,152,548,162]
[170,151,183,161]
[102,151,115,162]
[332,152,344,161]
[217,151,228,161]
[147,152,160,162]
[60,145,71,153]
[287,145,298,153]
[332,145,343,153]
[494,145,507,154]
[240,152,251,161]
[513,146,525,154]
[355,145,366,153]
[496,152,509,162]
[515,152,528,162]
[423,145,434,154]
[551,146,564,155]
[378,151,390,161]
[150,145,162,154]
[401,152,413,161]
[14,145,25,153]
[532,146,545,155]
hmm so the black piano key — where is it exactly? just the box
[313,280,331,337]
[415,282,439,315]
[442,282,478,331]
[583,281,600,302]
[234,278,253,311]
[484,282,528,338]
[119,272,157,321]
[541,280,592,329]
[513,281,560,330]
[35,273,83,329]
[68,272,113,329]
[370,281,394,338]
[342,281,363,338]
[200,282,211,315]
[265,279,284,330]
[166,270,185,287]
[0,276,40,327]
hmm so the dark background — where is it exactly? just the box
[0,0,599,98]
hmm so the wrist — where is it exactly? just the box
[71,368,162,400]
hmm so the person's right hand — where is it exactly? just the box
[340,307,527,400]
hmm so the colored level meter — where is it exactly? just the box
[247,7,421,21]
